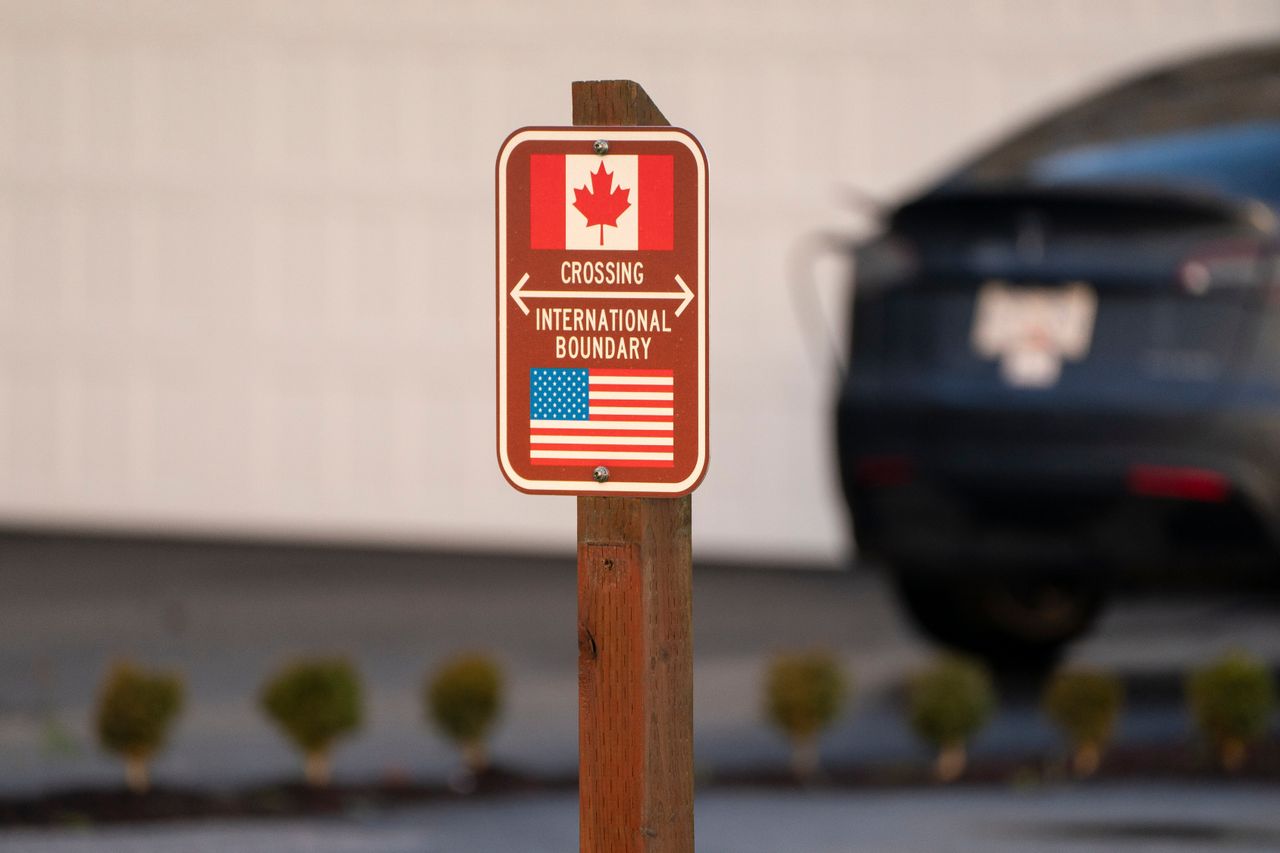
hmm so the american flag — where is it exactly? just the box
[529,368,674,468]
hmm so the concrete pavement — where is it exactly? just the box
[5,784,1280,852]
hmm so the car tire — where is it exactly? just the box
[892,571,1107,671]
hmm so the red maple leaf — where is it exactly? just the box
[573,163,631,246]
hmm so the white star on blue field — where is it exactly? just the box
[531,368,590,420]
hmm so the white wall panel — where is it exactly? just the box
[0,0,1278,562]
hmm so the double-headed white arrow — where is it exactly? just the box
[510,273,694,318]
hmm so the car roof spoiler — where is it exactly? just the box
[894,184,1278,236]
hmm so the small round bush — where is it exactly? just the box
[907,655,995,781]
[1187,651,1277,771]
[260,657,362,786]
[764,650,848,780]
[95,662,184,793]
[1042,668,1124,777]
[427,654,504,773]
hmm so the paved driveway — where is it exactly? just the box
[5,785,1280,852]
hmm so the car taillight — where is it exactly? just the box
[853,236,918,296]
[855,454,914,488]
[1127,465,1229,502]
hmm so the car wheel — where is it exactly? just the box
[892,571,1106,671]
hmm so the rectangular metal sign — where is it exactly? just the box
[497,127,708,496]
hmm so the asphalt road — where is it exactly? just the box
[5,785,1280,853]
[0,531,1278,796]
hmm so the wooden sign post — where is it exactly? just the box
[496,79,702,851]
[573,81,694,853]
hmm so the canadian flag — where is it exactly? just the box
[530,154,673,251]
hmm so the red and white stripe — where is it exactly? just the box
[530,369,674,467]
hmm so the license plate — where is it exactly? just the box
[971,281,1097,388]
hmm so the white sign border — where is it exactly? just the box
[496,127,708,496]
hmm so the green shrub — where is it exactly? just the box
[1187,651,1277,772]
[907,655,995,781]
[427,654,504,774]
[95,662,184,793]
[764,650,848,781]
[1042,668,1124,777]
[260,657,362,786]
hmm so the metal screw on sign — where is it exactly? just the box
[592,466,610,483]
[593,139,609,156]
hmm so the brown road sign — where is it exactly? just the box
[496,127,708,496]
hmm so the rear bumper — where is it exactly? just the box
[837,394,1280,576]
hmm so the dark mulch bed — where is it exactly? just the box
[3,741,1278,828]
[711,738,1280,790]
[0,766,575,828]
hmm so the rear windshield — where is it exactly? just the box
[948,48,1280,208]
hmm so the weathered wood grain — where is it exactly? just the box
[574,79,693,853]
[572,80,670,127]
